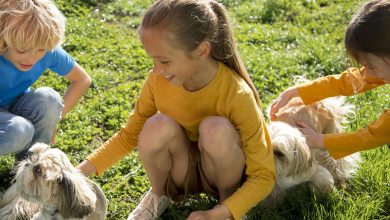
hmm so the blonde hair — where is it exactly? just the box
[0,0,65,53]
[140,0,261,106]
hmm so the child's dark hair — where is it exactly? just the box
[345,0,390,62]
[140,0,261,105]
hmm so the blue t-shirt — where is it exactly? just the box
[0,47,75,107]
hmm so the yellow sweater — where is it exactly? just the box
[87,62,275,219]
[297,67,389,159]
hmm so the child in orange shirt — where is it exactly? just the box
[270,0,390,159]
[78,1,275,219]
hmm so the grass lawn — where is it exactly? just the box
[0,0,388,219]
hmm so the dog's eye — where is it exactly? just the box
[33,165,42,177]
[274,150,285,157]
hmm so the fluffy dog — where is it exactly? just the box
[0,143,107,220]
[262,97,360,207]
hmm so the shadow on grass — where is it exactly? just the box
[161,193,218,220]
[160,183,333,220]
[248,184,318,220]
[0,155,15,192]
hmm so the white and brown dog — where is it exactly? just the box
[0,143,107,220]
[263,97,360,207]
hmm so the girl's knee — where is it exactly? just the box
[142,114,178,136]
[138,113,180,152]
[199,116,240,155]
[199,116,233,135]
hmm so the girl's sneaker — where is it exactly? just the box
[127,189,170,220]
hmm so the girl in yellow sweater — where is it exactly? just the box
[270,0,390,159]
[78,1,275,219]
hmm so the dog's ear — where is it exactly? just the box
[289,136,314,176]
[28,143,49,155]
[58,171,96,218]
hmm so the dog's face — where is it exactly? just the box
[14,143,97,218]
[268,122,314,181]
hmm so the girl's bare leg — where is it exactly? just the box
[198,116,245,201]
[137,113,191,196]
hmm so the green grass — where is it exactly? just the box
[1,0,389,219]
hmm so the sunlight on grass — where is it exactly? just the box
[0,0,388,219]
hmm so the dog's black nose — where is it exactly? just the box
[33,165,42,177]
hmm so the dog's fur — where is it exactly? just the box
[262,97,360,207]
[0,143,107,220]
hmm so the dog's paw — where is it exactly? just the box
[309,165,335,198]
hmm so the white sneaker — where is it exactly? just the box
[127,189,170,220]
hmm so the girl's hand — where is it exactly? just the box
[270,87,299,120]
[76,160,97,176]
[186,211,213,220]
[186,204,232,220]
[296,121,325,149]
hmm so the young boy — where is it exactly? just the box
[0,0,91,160]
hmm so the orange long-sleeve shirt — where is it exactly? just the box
[87,62,275,219]
[297,67,389,159]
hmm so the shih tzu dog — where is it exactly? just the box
[0,143,107,220]
[262,97,360,207]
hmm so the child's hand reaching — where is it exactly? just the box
[77,160,97,176]
[296,121,325,149]
[51,127,57,144]
[270,87,299,120]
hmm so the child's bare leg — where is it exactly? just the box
[198,116,245,201]
[138,113,191,196]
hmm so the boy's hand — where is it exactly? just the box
[270,87,299,120]
[51,127,57,144]
[186,204,232,220]
[76,160,97,176]
[296,121,325,149]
